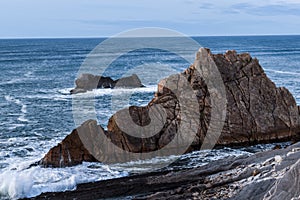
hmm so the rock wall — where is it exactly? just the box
[202,49,300,146]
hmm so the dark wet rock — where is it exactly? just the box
[70,73,144,94]
[69,88,86,94]
[115,74,145,88]
[41,48,300,167]
[31,142,300,200]
[40,120,99,167]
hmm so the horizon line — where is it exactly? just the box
[0,33,300,40]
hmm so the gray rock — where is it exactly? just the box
[33,142,300,199]
[263,160,300,200]
[115,74,145,88]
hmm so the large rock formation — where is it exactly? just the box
[70,73,145,94]
[33,142,300,200]
[41,48,300,167]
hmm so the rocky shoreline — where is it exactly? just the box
[32,48,300,199]
[28,141,300,200]
[40,48,300,167]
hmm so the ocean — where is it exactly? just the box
[0,36,299,199]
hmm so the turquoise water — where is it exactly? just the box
[0,36,299,199]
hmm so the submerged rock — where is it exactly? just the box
[70,73,145,94]
[41,48,300,167]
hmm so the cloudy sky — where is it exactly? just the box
[0,0,300,38]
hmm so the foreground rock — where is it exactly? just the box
[31,142,300,200]
[70,73,145,94]
[40,120,99,167]
[41,48,300,167]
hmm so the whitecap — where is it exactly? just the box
[24,71,34,78]
[4,95,28,123]
[73,85,157,98]
[0,162,127,199]
[57,88,73,95]
[21,104,27,114]
[0,79,24,86]
[17,116,28,122]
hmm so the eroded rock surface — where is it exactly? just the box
[41,48,300,167]
[40,120,99,167]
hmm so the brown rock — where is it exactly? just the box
[41,48,300,167]
[107,48,300,152]
[40,120,99,167]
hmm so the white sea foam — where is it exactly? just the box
[24,71,34,78]
[0,71,36,86]
[0,162,127,199]
[57,88,73,95]
[7,123,25,130]
[23,86,157,102]
[74,85,157,98]
[0,79,23,86]
[4,95,28,123]
[17,116,28,122]
[0,137,284,199]
[24,94,72,101]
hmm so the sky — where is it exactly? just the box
[0,0,300,38]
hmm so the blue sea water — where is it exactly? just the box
[0,36,299,199]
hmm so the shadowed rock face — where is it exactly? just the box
[70,73,145,94]
[41,48,300,167]
[40,120,99,167]
[208,49,300,145]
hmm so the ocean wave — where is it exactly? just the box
[24,71,34,78]
[73,85,157,98]
[4,95,28,124]
[0,162,126,199]
[0,71,36,86]
[264,68,300,76]
[0,79,24,86]
[22,86,157,101]
[57,88,74,95]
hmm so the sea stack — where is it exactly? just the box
[41,48,300,167]
[70,73,145,94]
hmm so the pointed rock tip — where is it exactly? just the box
[198,47,212,54]
[196,48,212,60]
[81,119,98,126]
[225,50,237,55]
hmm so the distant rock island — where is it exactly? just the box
[70,73,145,94]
